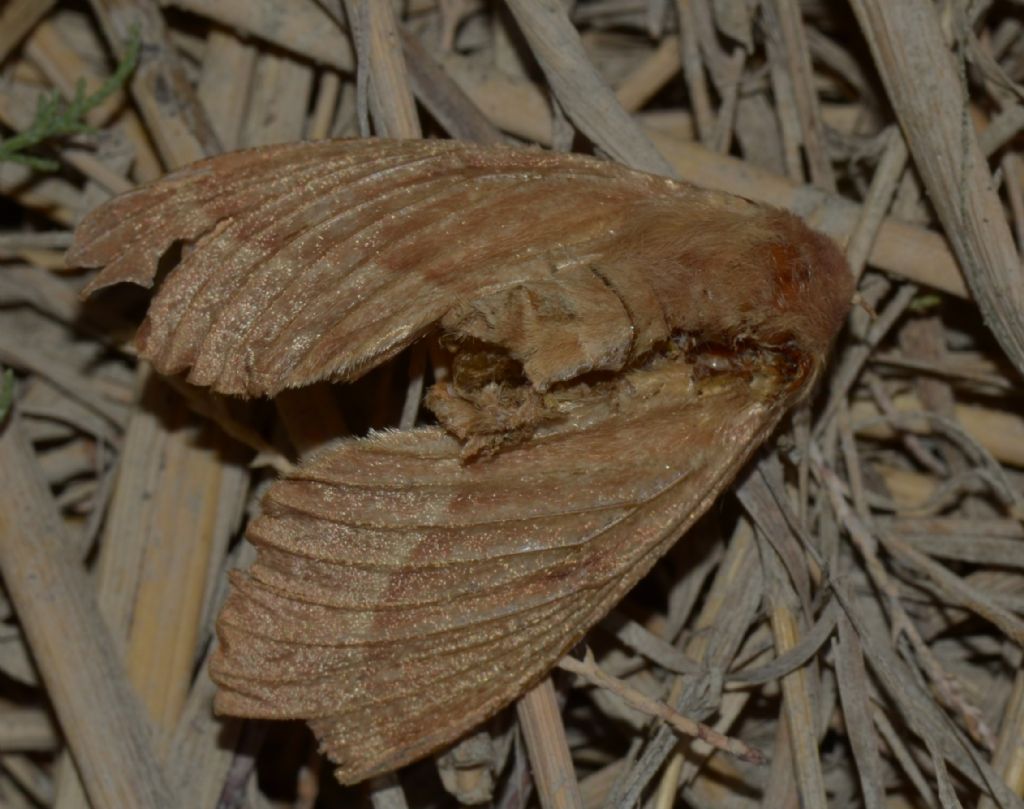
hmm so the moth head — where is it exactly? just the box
[613,197,854,391]
[759,211,855,365]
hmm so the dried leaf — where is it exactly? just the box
[68,138,853,783]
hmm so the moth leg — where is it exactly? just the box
[423,338,540,454]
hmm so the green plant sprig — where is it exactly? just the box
[0,28,141,172]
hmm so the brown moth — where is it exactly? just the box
[67,138,853,783]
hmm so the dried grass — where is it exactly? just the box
[0,1,1023,808]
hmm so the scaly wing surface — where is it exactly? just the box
[211,371,789,782]
[68,138,681,395]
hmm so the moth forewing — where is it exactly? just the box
[68,138,853,783]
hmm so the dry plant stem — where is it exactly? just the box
[165,543,257,805]
[614,34,681,114]
[578,759,622,809]
[245,49,313,146]
[844,126,910,279]
[866,411,1021,515]
[0,418,174,809]
[12,248,65,271]
[978,666,1024,809]
[817,283,918,438]
[845,579,1000,802]
[399,345,426,430]
[89,0,218,166]
[1,755,52,805]
[0,774,35,809]
[761,715,798,808]
[0,165,81,227]
[924,736,963,809]
[838,398,870,521]
[979,104,1024,158]
[441,53,553,143]
[54,374,248,808]
[763,5,804,184]
[0,0,56,63]
[6,755,53,803]
[833,613,886,809]
[739,463,815,609]
[197,28,256,151]
[687,0,735,91]
[606,612,701,676]
[437,732,499,805]
[875,529,1024,649]
[0,232,72,253]
[103,398,248,726]
[400,29,505,144]
[760,537,828,809]
[664,533,722,640]
[156,5,493,143]
[871,705,940,809]
[650,524,763,808]
[216,725,263,809]
[558,651,766,764]
[850,393,1024,469]
[309,71,342,141]
[0,336,128,429]
[766,0,836,190]
[503,0,674,176]
[888,519,1024,568]
[496,733,534,809]
[162,0,354,71]
[866,367,948,478]
[674,0,714,143]
[369,773,410,809]
[63,148,135,196]
[709,49,744,154]
[850,0,1024,377]
[165,650,241,806]
[813,448,998,752]
[437,0,471,52]
[0,632,44,693]
[0,708,58,753]
[344,0,420,139]
[1002,153,1024,252]
[515,678,584,809]
[805,26,875,105]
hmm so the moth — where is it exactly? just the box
[67,138,853,783]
